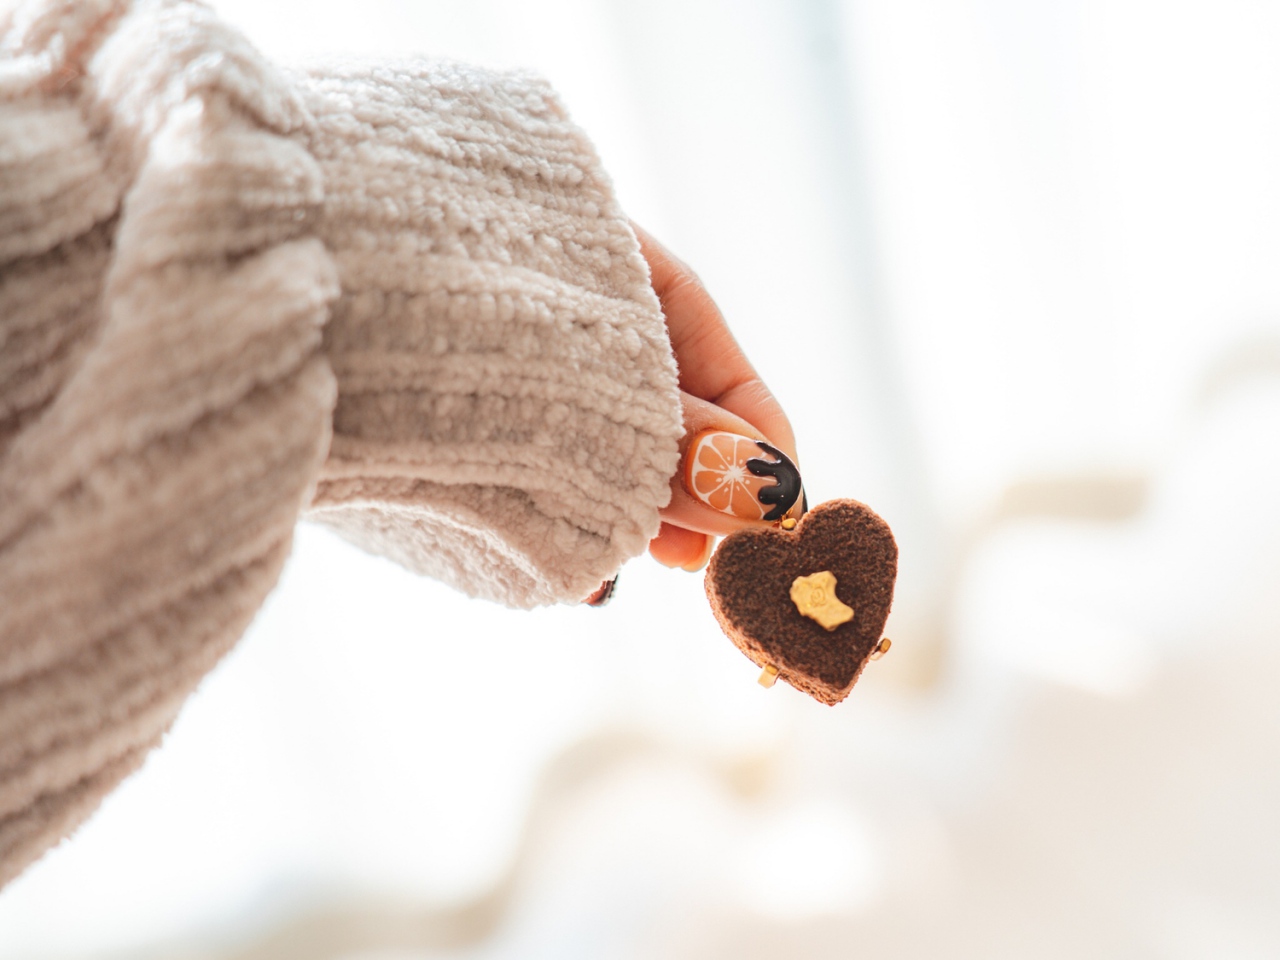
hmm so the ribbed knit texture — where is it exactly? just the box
[297,60,681,605]
[0,0,681,889]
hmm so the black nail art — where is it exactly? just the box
[747,442,803,521]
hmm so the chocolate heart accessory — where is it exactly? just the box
[704,498,898,705]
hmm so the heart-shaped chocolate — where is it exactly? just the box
[704,498,898,705]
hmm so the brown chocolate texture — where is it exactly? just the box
[704,499,898,705]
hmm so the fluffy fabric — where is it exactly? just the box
[299,59,681,605]
[0,0,681,888]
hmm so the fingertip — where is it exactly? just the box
[679,532,715,572]
[649,523,713,571]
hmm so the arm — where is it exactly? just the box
[0,0,337,886]
[0,0,680,886]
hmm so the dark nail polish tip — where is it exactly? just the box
[748,441,803,521]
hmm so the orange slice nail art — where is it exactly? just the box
[683,431,802,522]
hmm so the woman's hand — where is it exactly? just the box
[634,224,800,571]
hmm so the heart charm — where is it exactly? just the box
[704,499,898,705]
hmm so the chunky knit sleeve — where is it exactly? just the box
[0,0,680,889]
[297,62,682,606]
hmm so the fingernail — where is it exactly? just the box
[680,534,715,572]
[682,430,803,522]
[584,577,618,606]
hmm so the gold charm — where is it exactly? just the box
[789,571,855,631]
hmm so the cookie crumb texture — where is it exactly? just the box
[705,499,898,704]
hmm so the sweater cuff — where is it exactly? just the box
[295,62,683,607]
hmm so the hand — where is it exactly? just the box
[633,224,800,571]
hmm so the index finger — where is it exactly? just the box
[633,223,798,463]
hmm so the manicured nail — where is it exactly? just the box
[680,534,715,573]
[584,577,617,606]
[683,430,802,522]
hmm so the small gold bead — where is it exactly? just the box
[758,664,780,687]
[780,517,798,530]
[868,637,892,661]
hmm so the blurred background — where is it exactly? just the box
[5,0,1280,956]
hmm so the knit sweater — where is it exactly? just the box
[0,0,682,888]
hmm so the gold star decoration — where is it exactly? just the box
[789,570,855,631]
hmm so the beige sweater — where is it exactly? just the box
[0,0,682,888]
